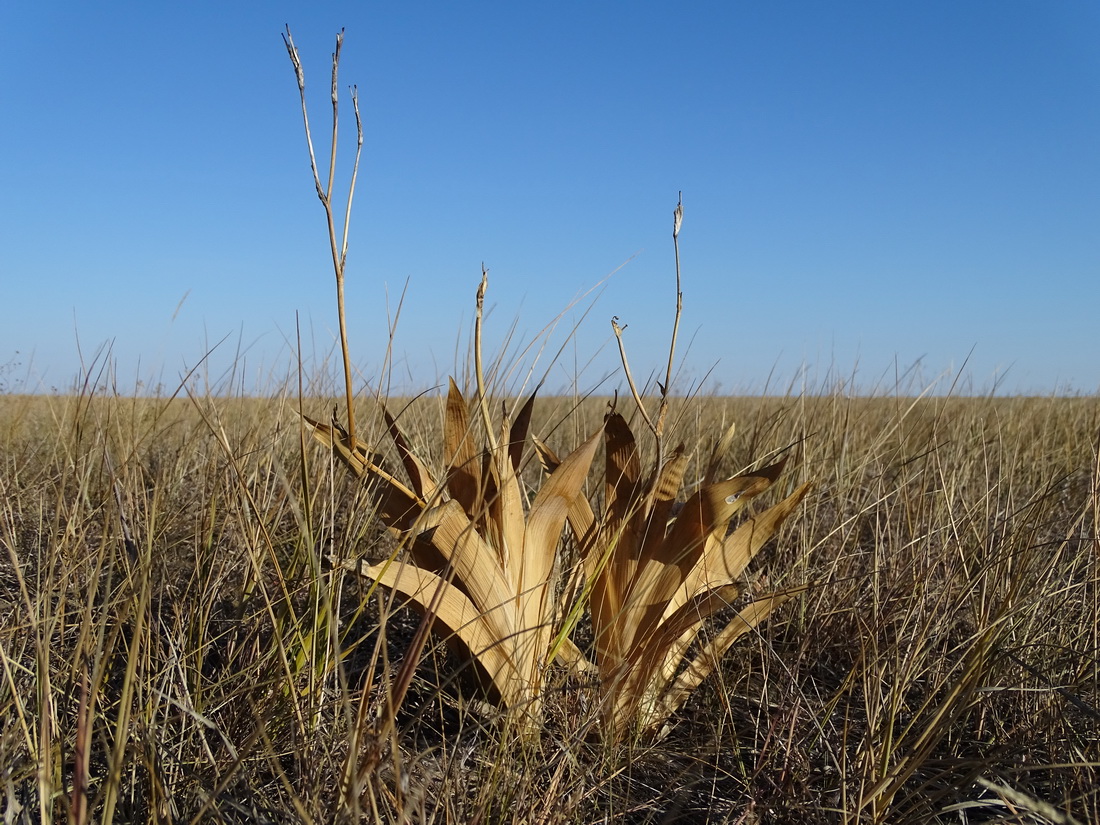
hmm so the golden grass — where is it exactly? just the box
[1,387,1097,822]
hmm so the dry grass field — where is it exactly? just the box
[1,383,1096,823]
[5,23,1096,824]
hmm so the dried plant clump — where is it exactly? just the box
[306,366,603,728]
[538,409,811,739]
[536,193,811,740]
[296,169,812,741]
[286,18,811,746]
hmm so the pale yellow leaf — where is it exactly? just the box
[520,427,603,636]
[703,421,737,486]
[302,414,424,530]
[382,407,439,501]
[350,558,525,707]
[416,500,518,634]
[489,418,527,588]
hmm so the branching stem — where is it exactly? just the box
[612,317,655,437]
[612,193,684,502]
[283,26,362,446]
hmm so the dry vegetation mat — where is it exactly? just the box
[1,389,1097,822]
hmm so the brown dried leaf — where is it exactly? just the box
[633,459,789,597]
[660,589,800,730]
[382,407,439,501]
[508,390,538,472]
[631,584,741,677]
[653,588,802,729]
[302,414,423,529]
[604,412,642,530]
[671,481,813,617]
[443,378,482,515]
[637,445,690,561]
[531,435,560,475]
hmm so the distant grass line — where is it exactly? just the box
[1,389,1097,823]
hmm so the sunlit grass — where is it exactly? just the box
[1,381,1097,822]
[2,25,1094,825]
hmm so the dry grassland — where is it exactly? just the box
[1,387,1097,823]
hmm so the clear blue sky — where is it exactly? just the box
[2,2,1098,396]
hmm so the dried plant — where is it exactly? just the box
[538,412,811,738]
[538,194,812,739]
[300,181,811,743]
[283,18,808,749]
[306,270,604,729]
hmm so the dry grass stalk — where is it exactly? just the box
[283,25,363,444]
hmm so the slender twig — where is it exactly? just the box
[341,86,364,268]
[283,26,360,446]
[651,192,684,476]
[611,316,655,437]
[474,266,500,452]
[661,192,684,403]
[282,29,322,201]
[611,193,684,498]
[327,33,341,211]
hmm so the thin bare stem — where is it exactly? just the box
[650,192,684,479]
[282,28,324,203]
[474,266,500,452]
[283,26,359,445]
[340,86,364,267]
[611,194,684,486]
[656,191,684,434]
[611,316,656,437]
[327,32,342,208]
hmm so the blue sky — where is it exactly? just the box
[2,2,1098,396]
